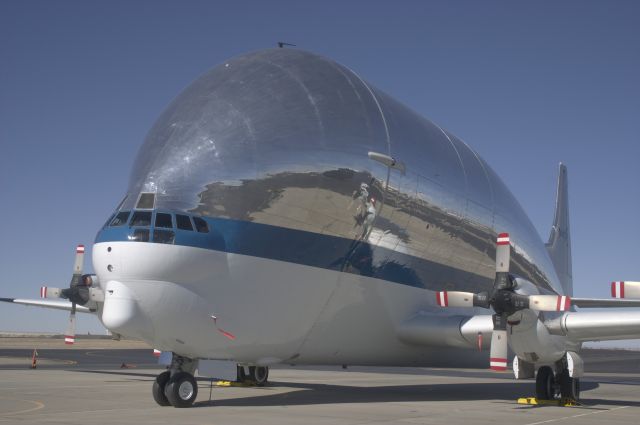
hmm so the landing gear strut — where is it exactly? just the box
[152,354,198,408]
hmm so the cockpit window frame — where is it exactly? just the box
[110,211,131,227]
[176,214,194,231]
[130,210,153,227]
[155,212,173,229]
[135,192,156,210]
[193,216,210,233]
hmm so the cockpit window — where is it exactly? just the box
[193,217,209,233]
[130,211,152,227]
[110,211,131,227]
[128,228,150,242]
[153,229,175,244]
[103,213,115,229]
[136,192,156,209]
[176,214,193,231]
[155,212,173,229]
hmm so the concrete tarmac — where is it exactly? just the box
[1,342,639,425]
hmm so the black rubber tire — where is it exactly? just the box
[152,371,171,406]
[164,372,198,408]
[237,365,248,383]
[559,369,580,400]
[535,366,555,400]
[250,366,269,386]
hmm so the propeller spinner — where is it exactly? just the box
[436,233,571,371]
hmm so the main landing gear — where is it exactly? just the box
[153,355,198,408]
[152,357,271,407]
[535,365,580,402]
[237,364,270,386]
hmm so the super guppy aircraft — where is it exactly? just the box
[3,48,640,408]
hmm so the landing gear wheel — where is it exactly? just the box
[237,365,248,383]
[559,369,580,401]
[535,366,555,400]
[164,371,198,408]
[250,366,269,386]
[152,371,171,406]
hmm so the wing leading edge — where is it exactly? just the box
[0,297,93,313]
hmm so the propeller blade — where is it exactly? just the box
[436,291,476,307]
[489,329,508,371]
[611,281,640,299]
[65,303,76,345]
[495,233,510,273]
[73,245,85,276]
[489,314,508,371]
[528,294,571,311]
[40,286,62,299]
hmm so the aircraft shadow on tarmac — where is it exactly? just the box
[195,381,607,408]
[69,369,640,409]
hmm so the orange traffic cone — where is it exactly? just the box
[30,349,38,369]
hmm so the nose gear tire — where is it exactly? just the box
[152,371,171,406]
[164,371,198,408]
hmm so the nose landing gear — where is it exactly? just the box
[152,354,198,408]
[165,371,198,408]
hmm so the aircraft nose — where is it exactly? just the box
[101,280,153,340]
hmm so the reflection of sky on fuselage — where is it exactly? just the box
[119,48,562,296]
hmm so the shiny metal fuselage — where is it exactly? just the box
[94,49,566,365]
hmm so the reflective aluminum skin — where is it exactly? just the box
[93,48,570,364]
[119,48,561,296]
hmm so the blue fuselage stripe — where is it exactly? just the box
[95,216,493,292]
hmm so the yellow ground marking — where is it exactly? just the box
[0,397,45,416]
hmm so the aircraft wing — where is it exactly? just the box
[0,297,93,313]
[572,298,640,308]
[545,310,640,342]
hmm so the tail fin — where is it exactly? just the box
[546,163,573,296]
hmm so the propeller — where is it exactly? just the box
[436,233,571,371]
[41,245,93,345]
[611,281,640,299]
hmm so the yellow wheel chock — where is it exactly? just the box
[517,397,580,407]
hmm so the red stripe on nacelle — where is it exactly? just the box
[436,291,448,307]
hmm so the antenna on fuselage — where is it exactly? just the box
[277,41,296,48]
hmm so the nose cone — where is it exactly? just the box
[101,280,153,340]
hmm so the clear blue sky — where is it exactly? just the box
[1,0,638,335]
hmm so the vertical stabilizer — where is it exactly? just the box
[546,163,573,296]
